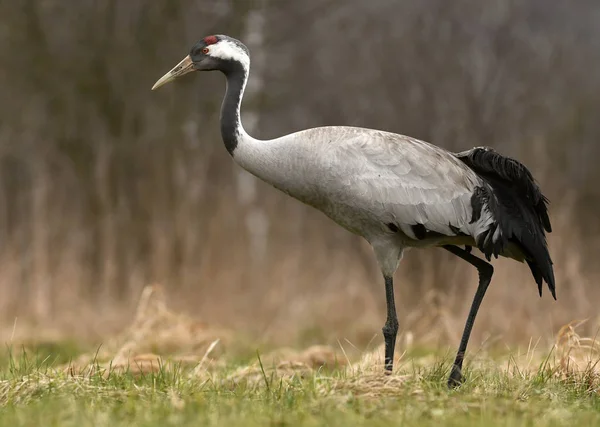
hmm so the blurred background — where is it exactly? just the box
[0,0,599,351]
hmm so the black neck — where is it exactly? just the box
[220,62,248,155]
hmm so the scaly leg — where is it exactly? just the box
[443,245,494,388]
[382,275,398,372]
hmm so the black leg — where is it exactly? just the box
[443,245,494,388]
[382,275,399,372]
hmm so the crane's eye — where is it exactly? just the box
[202,47,209,54]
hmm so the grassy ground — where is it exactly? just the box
[1,288,599,426]
[0,345,599,427]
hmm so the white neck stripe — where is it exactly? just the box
[209,39,250,74]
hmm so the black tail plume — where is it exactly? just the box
[456,147,556,299]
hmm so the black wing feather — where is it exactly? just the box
[455,147,555,299]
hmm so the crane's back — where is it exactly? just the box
[234,126,488,242]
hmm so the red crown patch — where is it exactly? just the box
[204,35,218,45]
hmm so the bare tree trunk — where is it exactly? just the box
[237,0,270,267]
[95,143,118,307]
[31,159,51,321]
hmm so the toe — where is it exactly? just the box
[447,365,463,389]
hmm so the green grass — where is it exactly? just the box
[0,348,599,427]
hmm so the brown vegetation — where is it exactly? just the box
[1,283,598,402]
[58,287,600,397]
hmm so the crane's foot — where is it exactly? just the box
[447,364,464,389]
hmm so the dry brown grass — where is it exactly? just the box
[2,281,599,425]
[556,319,600,385]
[57,284,345,380]
[59,284,227,377]
[33,284,596,398]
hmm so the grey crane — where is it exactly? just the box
[152,35,555,388]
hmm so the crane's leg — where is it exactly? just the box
[443,245,494,388]
[382,275,398,372]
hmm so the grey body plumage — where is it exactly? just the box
[152,34,555,388]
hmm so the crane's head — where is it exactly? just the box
[152,35,250,90]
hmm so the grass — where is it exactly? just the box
[0,344,599,427]
[1,288,599,426]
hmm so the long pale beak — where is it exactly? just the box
[151,55,195,90]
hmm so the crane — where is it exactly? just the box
[152,35,555,388]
